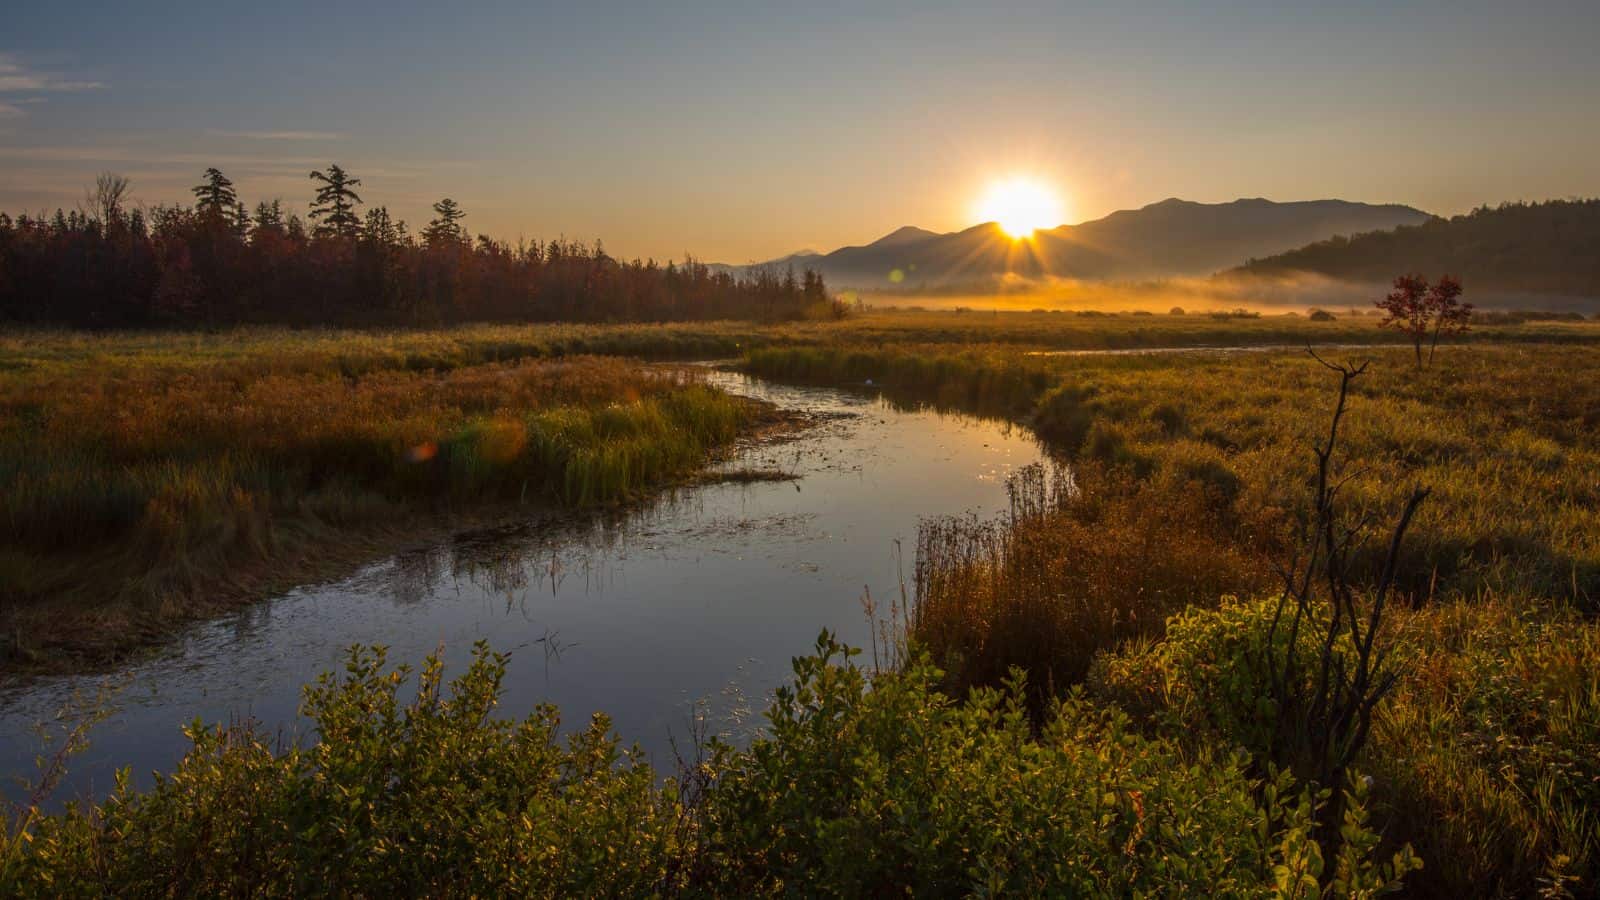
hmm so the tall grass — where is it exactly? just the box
[1092,593,1600,896]
[911,461,1272,705]
[743,332,1600,893]
[749,341,1600,606]
[0,351,763,669]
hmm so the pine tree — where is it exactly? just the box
[422,198,466,248]
[192,168,239,218]
[252,200,285,235]
[363,206,404,248]
[307,164,363,239]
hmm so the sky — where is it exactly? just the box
[2,1,1598,262]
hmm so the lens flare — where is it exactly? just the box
[975,177,1064,238]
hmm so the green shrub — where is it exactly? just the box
[1,643,689,897]
[1090,594,1355,764]
[1093,595,1600,896]
[2,634,1420,897]
[700,632,1416,896]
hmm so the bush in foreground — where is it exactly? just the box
[1,635,1418,897]
[1093,595,1600,896]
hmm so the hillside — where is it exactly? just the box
[727,198,1429,289]
[1231,199,1600,297]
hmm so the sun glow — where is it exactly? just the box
[975,177,1064,238]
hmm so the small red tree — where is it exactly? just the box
[1375,273,1470,368]
[1426,274,1471,366]
[1375,274,1431,367]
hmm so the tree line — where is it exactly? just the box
[1235,199,1600,298]
[0,167,840,328]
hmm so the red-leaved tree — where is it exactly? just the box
[1426,275,1471,366]
[1375,274,1470,368]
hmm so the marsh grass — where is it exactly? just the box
[912,461,1273,707]
[749,341,1600,606]
[741,328,1600,894]
[0,349,767,669]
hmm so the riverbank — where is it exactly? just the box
[0,349,799,675]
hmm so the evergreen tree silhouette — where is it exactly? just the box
[192,168,239,221]
[422,198,466,248]
[307,164,364,239]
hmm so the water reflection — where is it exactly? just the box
[1,371,1045,805]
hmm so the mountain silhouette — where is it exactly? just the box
[1228,199,1600,298]
[727,198,1429,289]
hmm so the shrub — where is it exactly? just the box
[2,634,1422,896]
[699,633,1417,896]
[1091,595,1351,759]
[1,643,690,897]
[1093,595,1600,897]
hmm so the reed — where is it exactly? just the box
[911,461,1273,705]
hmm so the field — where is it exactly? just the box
[745,329,1600,895]
[0,332,782,670]
[3,311,1599,895]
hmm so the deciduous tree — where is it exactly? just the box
[1426,275,1471,365]
[1375,273,1471,368]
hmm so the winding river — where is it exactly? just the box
[0,370,1045,803]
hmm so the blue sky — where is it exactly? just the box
[3,1,1597,261]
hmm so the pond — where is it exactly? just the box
[0,370,1046,803]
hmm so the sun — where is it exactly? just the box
[975,177,1064,238]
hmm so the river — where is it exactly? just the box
[0,370,1045,803]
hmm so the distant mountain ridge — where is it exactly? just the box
[722,198,1430,289]
[1229,199,1600,298]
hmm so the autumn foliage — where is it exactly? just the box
[1374,273,1471,367]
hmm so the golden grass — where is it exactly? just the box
[0,347,770,671]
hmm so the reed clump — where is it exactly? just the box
[911,461,1273,706]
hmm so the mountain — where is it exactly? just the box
[727,198,1430,289]
[1228,199,1600,298]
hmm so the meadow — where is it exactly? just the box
[3,310,1599,895]
[0,336,776,669]
[746,331,1600,895]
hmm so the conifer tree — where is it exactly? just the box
[363,206,404,248]
[252,200,285,234]
[307,164,363,239]
[192,168,239,218]
[422,198,466,248]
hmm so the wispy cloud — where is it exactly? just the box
[0,54,104,93]
[0,144,438,180]
[206,129,347,142]
[0,102,25,119]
